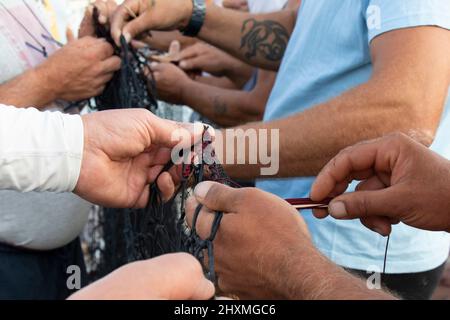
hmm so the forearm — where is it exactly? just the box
[182,79,263,127]
[0,105,83,192]
[222,77,444,179]
[195,76,238,89]
[283,245,395,300]
[198,5,295,70]
[221,60,254,89]
[0,67,57,109]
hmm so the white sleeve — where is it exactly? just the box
[0,105,84,193]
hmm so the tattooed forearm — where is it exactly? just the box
[240,18,289,62]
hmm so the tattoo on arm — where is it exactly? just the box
[240,18,289,62]
[213,96,228,116]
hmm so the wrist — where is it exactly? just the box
[180,0,206,37]
[180,77,195,104]
[179,0,195,30]
[33,64,60,102]
[283,245,394,300]
[270,243,318,300]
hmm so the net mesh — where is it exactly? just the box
[83,9,237,284]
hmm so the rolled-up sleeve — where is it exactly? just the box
[0,105,84,193]
[367,0,450,43]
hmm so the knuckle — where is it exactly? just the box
[387,132,407,144]
[356,195,370,217]
[180,253,203,276]
[111,57,122,69]
[205,183,223,202]
[232,188,253,207]
[92,64,104,75]
[102,44,114,56]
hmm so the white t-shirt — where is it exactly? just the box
[0,0,91,251]
[247,0,287,13]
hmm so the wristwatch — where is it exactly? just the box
[181,0,206,37]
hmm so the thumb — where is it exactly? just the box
[66,28,75,42]
[112,12,152,45]
[328,188,402,221]
[122,14,151,43]
[111,1,151,45]
[194,181,243,213]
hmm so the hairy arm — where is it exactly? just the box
[182,70,275,127]
[195,76,239,90]
[222,27,450,179]
[285,243,395,300]
[0,67,56,109]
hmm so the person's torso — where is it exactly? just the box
[257,0,450,272]
[0,0,91,250]
[0,0,59,81]
[248,0,288,13]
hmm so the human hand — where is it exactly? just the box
[149,61,191,105]
[75,109,201,208]
[174,42,240,77]
[186,181,311,299]
[68,253,215,300]
[39,36,121,101]
[78,0,119,38]
[111,0,194,46]
[311,133,450,236]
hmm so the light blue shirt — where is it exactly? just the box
[257,0,450,273]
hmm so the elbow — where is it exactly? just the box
[395,100,444,147]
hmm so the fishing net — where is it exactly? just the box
[83,9,236,284]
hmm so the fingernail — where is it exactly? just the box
[150,62,158,69]
[124,32,131,43]
[329,201,348,219]
[179,61,187,69]
[99,15,107,24]
[194,181,214,200]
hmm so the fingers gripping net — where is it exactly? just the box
[85,9,237,283]
[92,7,158,111]
[136,126,232,282]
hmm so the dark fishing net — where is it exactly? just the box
[84,8,236,283]
[91,8,157,111]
